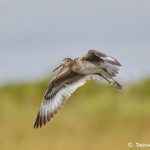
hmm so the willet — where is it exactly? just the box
[34,50,122,128]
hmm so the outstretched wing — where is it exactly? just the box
[83,49,122,66]
[83,49,122,78]
[34,71,88,129]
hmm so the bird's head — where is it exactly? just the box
[62,58,73,67]
[52,58,73,73]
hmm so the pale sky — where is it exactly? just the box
[0,0,150,84]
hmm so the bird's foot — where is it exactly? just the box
[112,81,122,89]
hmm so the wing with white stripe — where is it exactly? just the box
[34,72,88,128]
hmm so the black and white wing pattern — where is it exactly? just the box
[84,50,122,77]
[83,50,122,89]
[84,49,122,66]
[34,71,87,128]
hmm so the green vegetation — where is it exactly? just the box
[0,78,150,150]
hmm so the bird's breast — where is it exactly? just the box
[72,59,100,74]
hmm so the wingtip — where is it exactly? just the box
[33,111,41,129]
[33,111,53,129]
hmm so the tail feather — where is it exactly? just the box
[98,60,122,89]
[100,59,121,78]
[106,65,119,77]
[101,66,119,78]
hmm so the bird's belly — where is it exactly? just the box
[79,62,100,74]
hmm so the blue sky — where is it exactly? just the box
[0,0,150,84]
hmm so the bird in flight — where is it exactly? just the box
[34,50,122,128]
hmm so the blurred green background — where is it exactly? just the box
[0,78,150,150]
[0,0,150,149]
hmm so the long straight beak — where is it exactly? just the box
[52,64,63,73]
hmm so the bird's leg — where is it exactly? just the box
[109,77,122,89]
[96,73,122,89]
[96,73,114,85]
[103,71,122,89]
[100,68,122,89]
[105,73,122,89]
